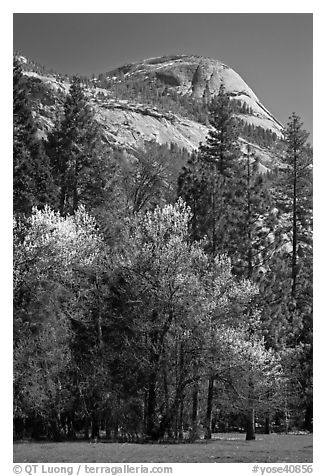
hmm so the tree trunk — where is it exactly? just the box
[246,407,256,440]
[59,176,66,216]
[264,415,271,434]
[31,417,44,440]
[190,379,199,441]
[67,414,76,440]
[84,417,90,440]
[157,390,184,440]
[246,377,255,440]
[177,339,184,439]
[143,389,148,437]
[204,376,214,439]
[284,392,289,434]
[73,158,78,212]
[178,395,184,439]
[14,417,26,440]
[112,421,119,441]
[50,416,62,441]
[145,314,162,440]
[163,344,169,414]
[212,169,217,256]
[246,144,254,279]
[146,378,157,439]
[95,277,104,350]
[291,147,298,300]
[304,402,313,432]
[91,414,100,439]
[105,418,111,440]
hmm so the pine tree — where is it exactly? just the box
[47,76,100,215]
[279,113,312,430]
[200,85,241,178]
[178,151,207,242]
[281,113,312,301]
[179,85,242,257]
[257,114,313,432]
[13,56,55,214]
[232,144,277,280]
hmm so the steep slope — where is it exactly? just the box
[94,98,209,151]
[18,54,284,169]
[104,55,283,137]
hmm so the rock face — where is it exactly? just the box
[20,54,284,169]
[94,99,209,152]
[106,55,283,137]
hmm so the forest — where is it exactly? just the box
[13,56,313,443]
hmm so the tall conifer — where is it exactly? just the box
[47,76,99,215]
[179,85,242,256]
[232,145,277,280]
[13,57,55,214]
[281,113,312,301]
[277,113,313,430]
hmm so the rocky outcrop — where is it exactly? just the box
[105,55,283,137]
[94,99,209,152]
[20,54,283,170]
[191,59,223,99]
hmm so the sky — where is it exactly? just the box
[13,13,313,140]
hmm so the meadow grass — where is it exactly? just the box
[13,433,313,463]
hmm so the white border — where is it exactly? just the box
[3,3,323,474]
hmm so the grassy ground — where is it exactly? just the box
[13,433,313,463]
